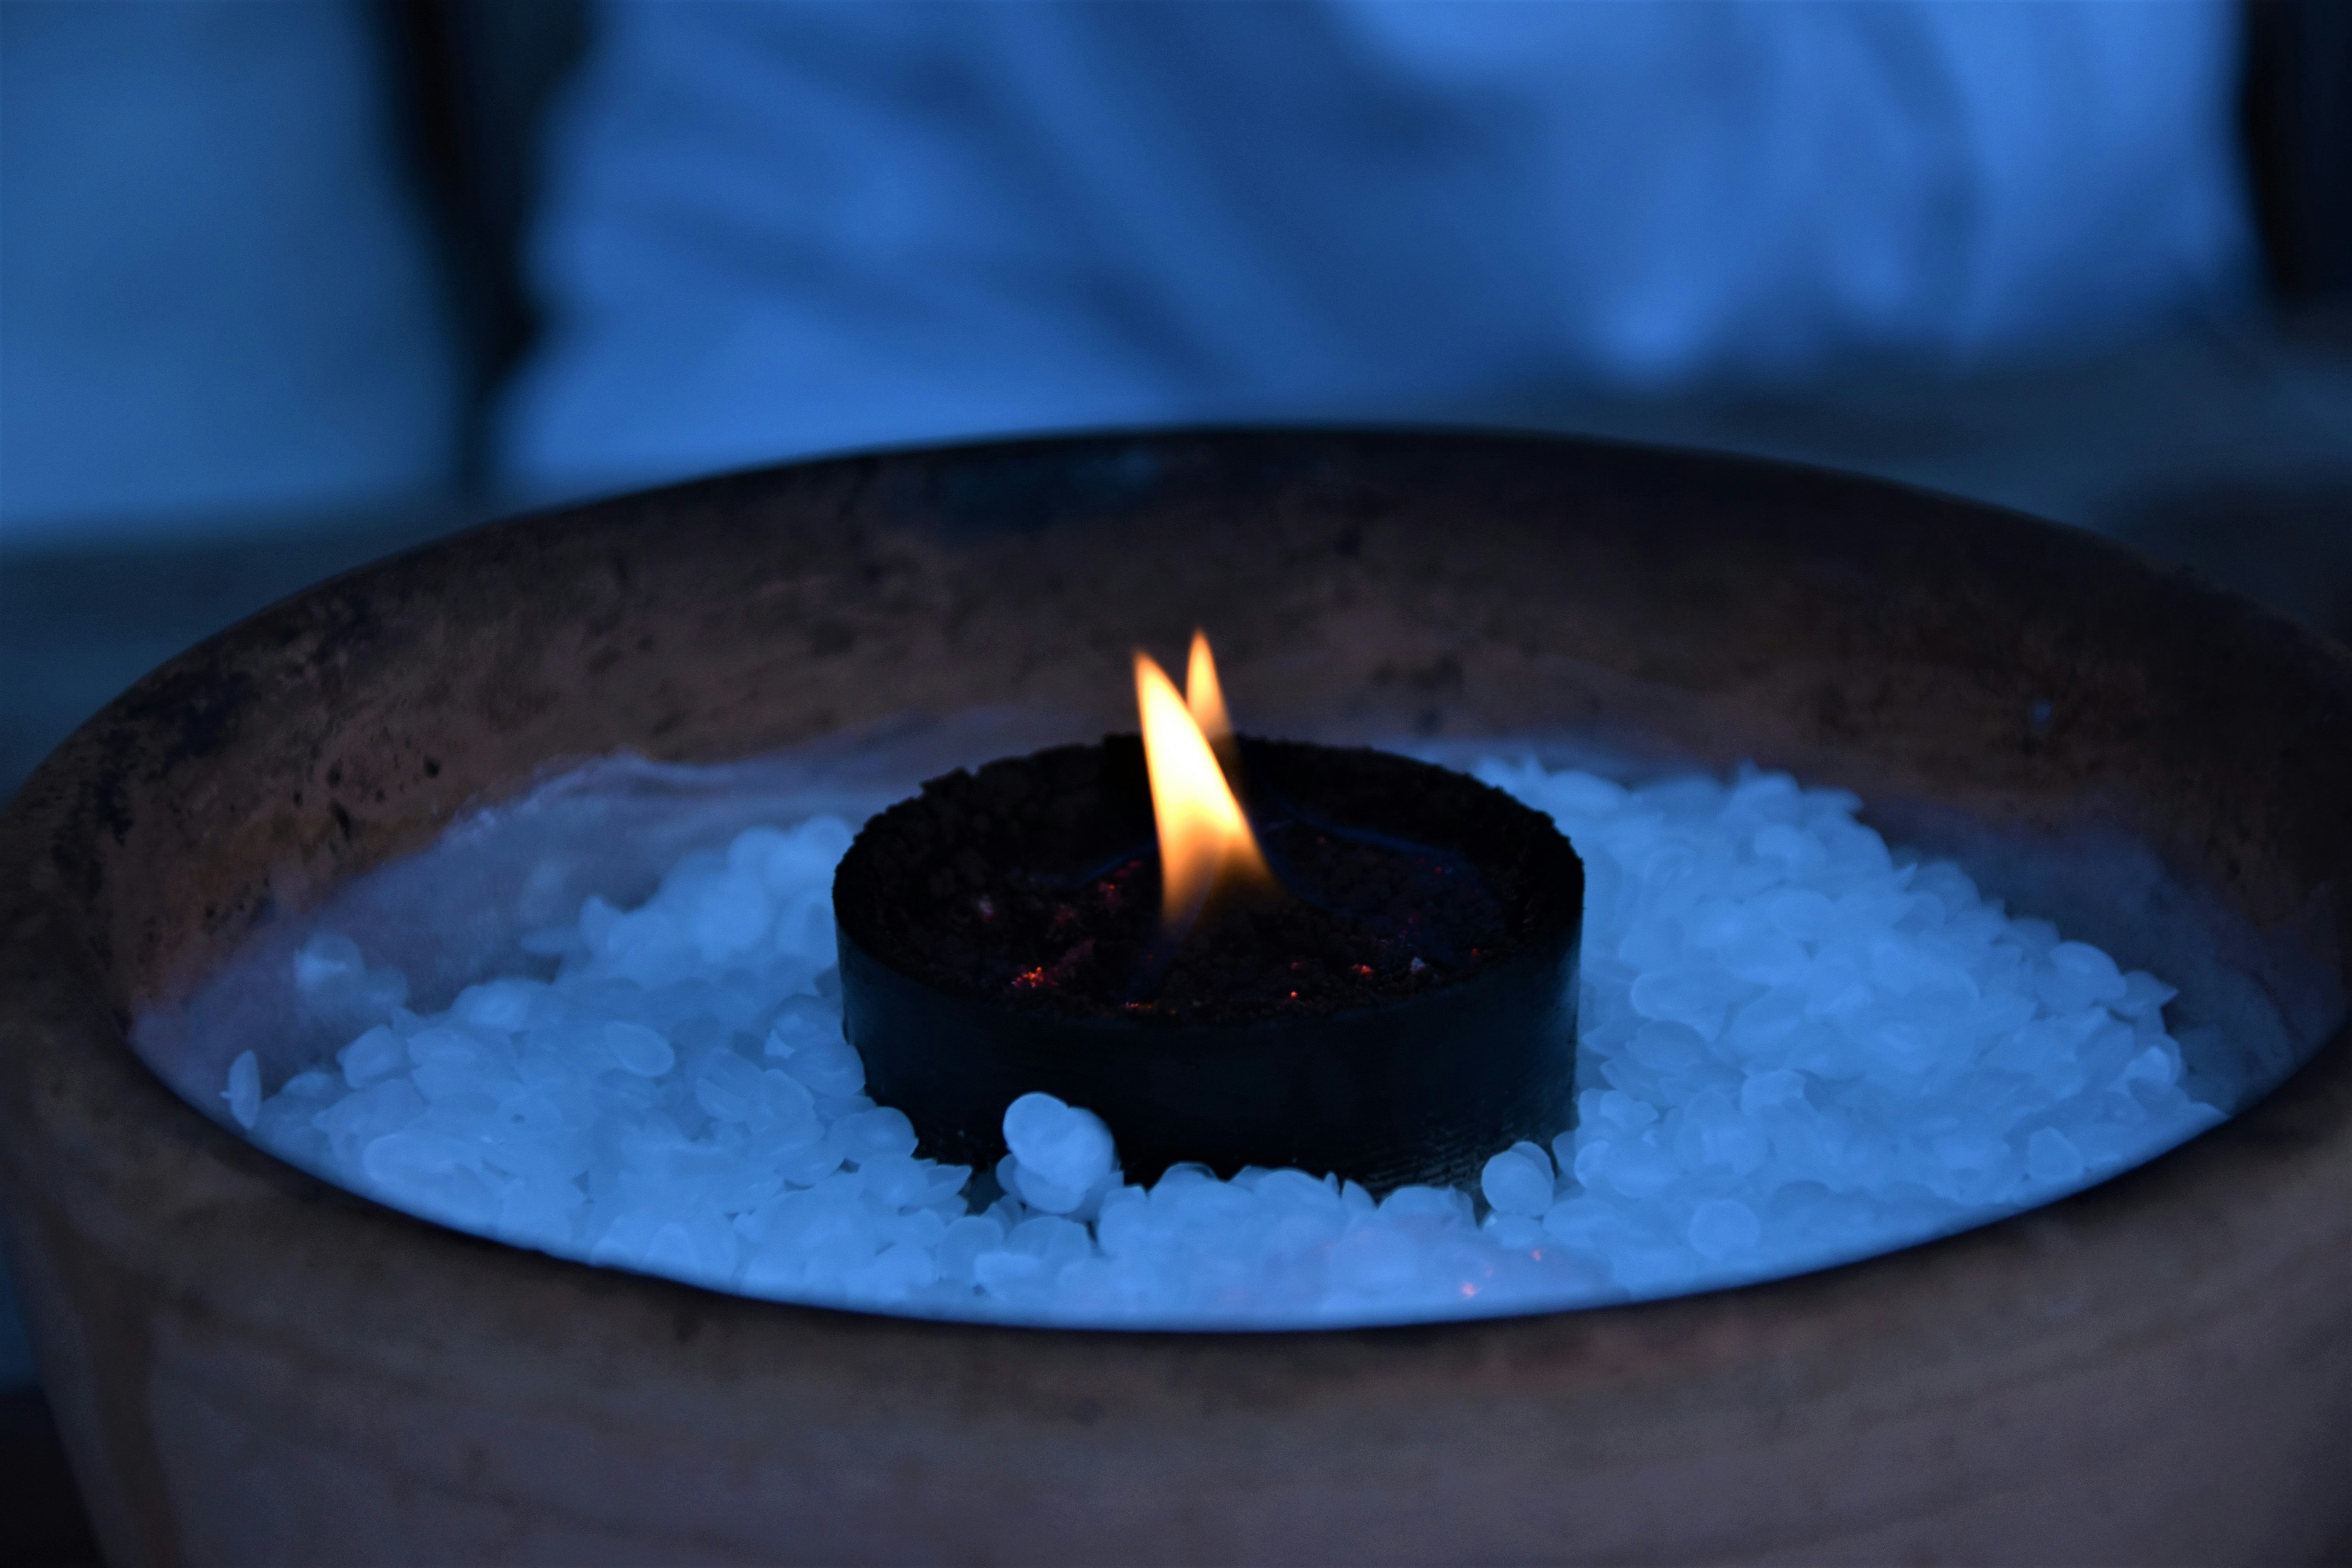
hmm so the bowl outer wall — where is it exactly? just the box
[0,428,2345,1566]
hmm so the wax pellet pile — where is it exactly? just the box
[225,763,2224,1327]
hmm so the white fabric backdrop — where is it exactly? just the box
[501,0,2258,502]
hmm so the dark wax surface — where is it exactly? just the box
[833,737,1561,1023]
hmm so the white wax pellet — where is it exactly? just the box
[1479,1149,1553,1217]
[1002,1093,1115,1194]
[602,1022,674,1077]
[221,1050,261,1130]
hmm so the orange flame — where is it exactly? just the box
[1186,628,1233,752]
[1136,634,1268,928]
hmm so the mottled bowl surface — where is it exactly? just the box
[3,430,2348,1566]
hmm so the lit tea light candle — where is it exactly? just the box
[833,633,1584,1192]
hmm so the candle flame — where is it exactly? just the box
[1136,635,1268,929]
[1186,628,1233,749]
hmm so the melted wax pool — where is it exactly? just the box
[211,758,2223,1328]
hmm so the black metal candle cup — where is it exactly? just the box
[832,736,1583,1193]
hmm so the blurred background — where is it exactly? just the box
[2,2,2348,1557]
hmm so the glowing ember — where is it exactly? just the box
[1134,633,1270,929]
